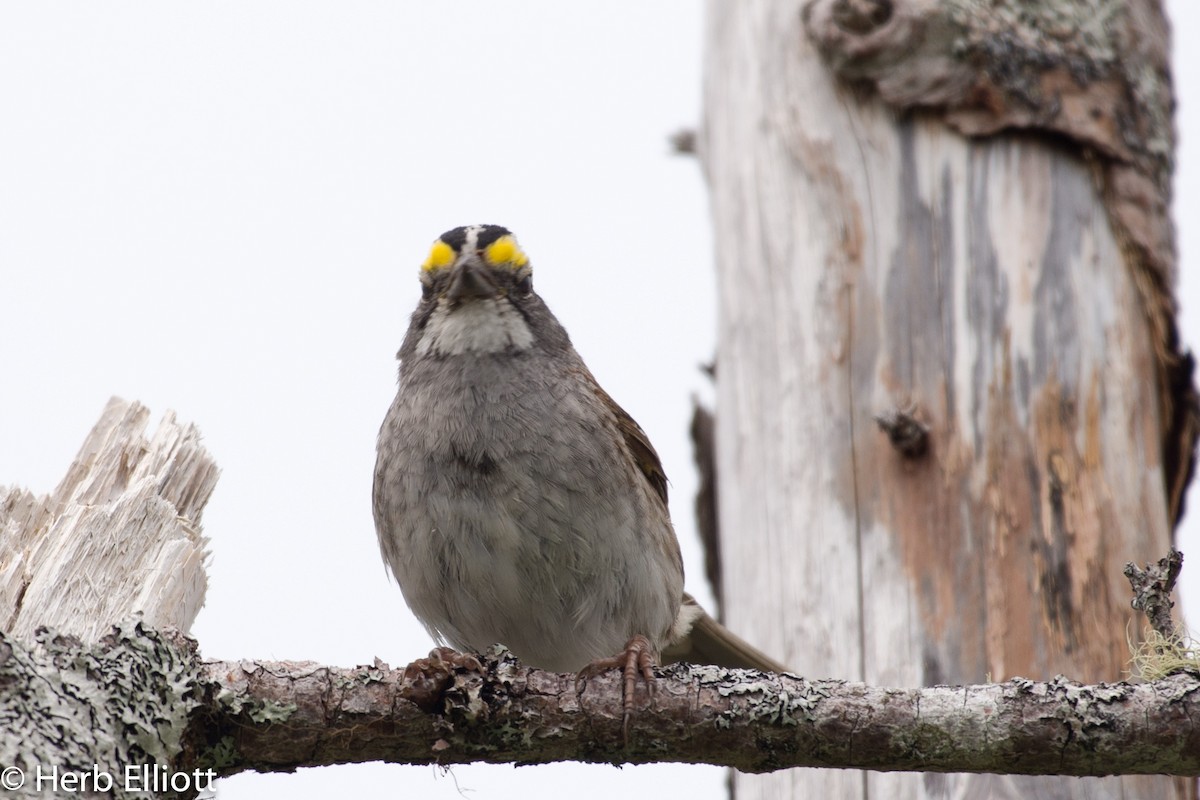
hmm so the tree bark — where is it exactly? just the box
[701,1,1197,798]
[3,625,1198,797]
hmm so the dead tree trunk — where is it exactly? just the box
[701,1,1198,798]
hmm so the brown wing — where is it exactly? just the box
[573,367,669,508]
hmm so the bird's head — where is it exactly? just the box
[408,225,559,358]
[419,224,533,306]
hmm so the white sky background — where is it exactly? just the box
[0,4,1196,799]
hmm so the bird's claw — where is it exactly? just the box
[576,634,657,741]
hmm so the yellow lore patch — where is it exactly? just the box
[421,240,455,272]
[483,235,528,268]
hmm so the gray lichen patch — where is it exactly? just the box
[695,665,839,728]
[945,0,1121,70]
[943,0,1170,167]
[0,617,204,798]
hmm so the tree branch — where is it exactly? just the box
[201,653,1200,776]
[1125,549,1184,639]
[4,622,1198,792]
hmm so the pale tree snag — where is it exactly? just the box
[702,1,1197,798]
[0,397,216,641]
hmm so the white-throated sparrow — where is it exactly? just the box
[373,225,784,724]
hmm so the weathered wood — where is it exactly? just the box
[702,1,1193,797]
[0,397,216,642]
[802,0,1198,523]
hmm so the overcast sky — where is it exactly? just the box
[1,4,1196,799]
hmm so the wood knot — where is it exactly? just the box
[830,0,893,35]
[669,128,697,155]
[874,405,929,459]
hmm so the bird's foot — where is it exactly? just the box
[401,647,484,713]
[576,634,656,740]
[427,646,485,673]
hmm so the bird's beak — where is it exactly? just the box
[445,258,499,304]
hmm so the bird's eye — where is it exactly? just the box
[514,275,532,295]
[421,282,434,300]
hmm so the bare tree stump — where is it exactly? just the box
[0,397,217,642]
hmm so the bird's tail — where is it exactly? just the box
[662,593,788,673]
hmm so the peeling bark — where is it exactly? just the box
[802,0,1199,523]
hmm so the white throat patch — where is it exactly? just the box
[416,297,534,356]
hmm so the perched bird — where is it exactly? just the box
[373,225,784,724]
